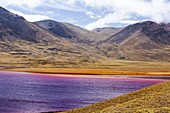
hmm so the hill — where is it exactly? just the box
[34,20,103,44]
[99,21,170,61]
[93,27,122,38]
[0,6,170,70]
[0,7,106,69]
[34,21,124,44]
[62,82,170,113]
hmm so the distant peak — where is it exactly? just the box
[0,6,6,10]
[0,6,10,13]
[35,19,58,23]
[93,27,120,32]
[0,7,26,21]
[133,21,158,26]
[123,21,160,31]
[142,20,156,24]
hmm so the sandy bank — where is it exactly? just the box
[5,68,170,76]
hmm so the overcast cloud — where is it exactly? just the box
[1,0,170,30]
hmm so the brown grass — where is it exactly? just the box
[62,82,170,113]
[7,68,170,76]
[1,51,170,76]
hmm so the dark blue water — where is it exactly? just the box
[0,72,164,113]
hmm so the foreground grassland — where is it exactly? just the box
[61,82,170,113]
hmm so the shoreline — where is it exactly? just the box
[0,69,170,81]
[3,68,170,76]
[0,70,169,113]
[61,82,170,113]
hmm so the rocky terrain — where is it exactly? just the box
[99,21,170,61]
[0,6,170,70]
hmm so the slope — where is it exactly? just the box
[99,21,170,61]
[0,7,106,69]
[34,20,103,44]
[63,82,170,113]
[93,27,123,39]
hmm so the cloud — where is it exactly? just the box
[44,0,85,12]
[0,0,84,12]
[83,0,170,30]
[119,20,141,24]
[85,12,127,30]
[86,11,101,19]
[0,0,44,8]
[9,9,51,22]
[2,0,170,30]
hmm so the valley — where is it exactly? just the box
[0,5,170,113]
[0,6,170,74]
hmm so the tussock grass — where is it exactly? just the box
[62,82,170,113]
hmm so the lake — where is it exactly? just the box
[0,71,166,113]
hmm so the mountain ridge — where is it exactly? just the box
[0,6,107,69]
[0,6,170,65]
[98,21,170,61]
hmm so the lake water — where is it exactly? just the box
[0,72,166,113]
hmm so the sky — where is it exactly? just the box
[1,0,170,30]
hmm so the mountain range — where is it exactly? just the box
[99,21,170,61]
[0,6,170,69]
